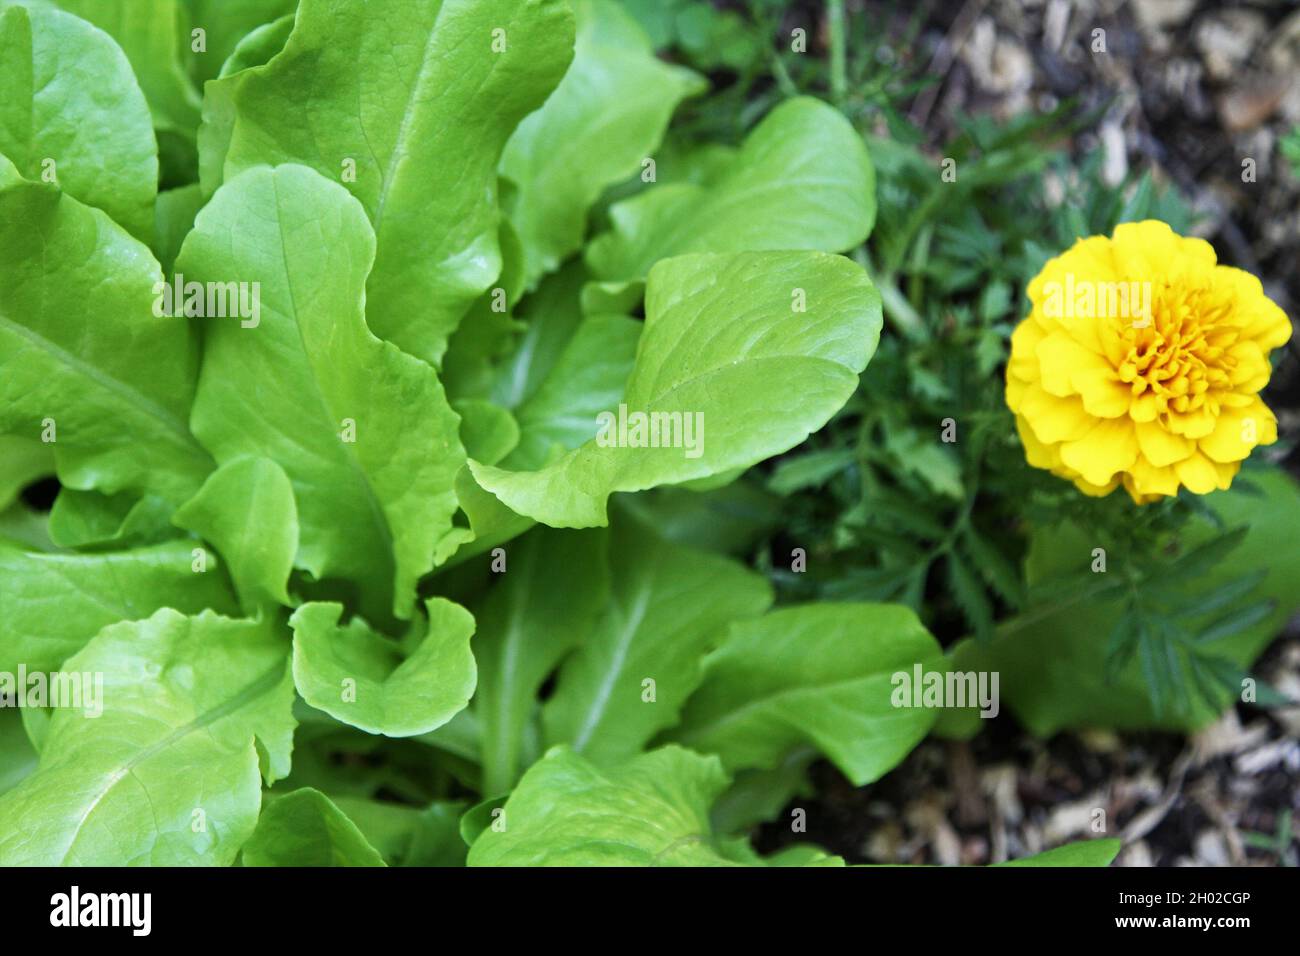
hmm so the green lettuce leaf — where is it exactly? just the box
[0,2,157,241]
[995,839,1121,867]
[222,0,575,364]
[586,96,876,282]
[181,0,297,84]
[0,537,237,675]
[504,313,641,471]
[467,745,739,866]
[290,598,476,737]
[470,526,610,794]
[0,436,51,511]
[0,501,54,551]
[173,456,298,610]
[178,164,464,622]
[47,488,176,549]
[0,609,295,865]
[331,796,468,866]
[154,183,207,273]
[0,710,38,796]
[437,215,528,403]
[195,11,294,198]
[454,399,520,468]
[710,747,817,836]
[542,514,772,764]
[471,250,882,527]
[52,0,201,174]
[490,258,590,408]
[500,0,704,287]
[617,478,785,558]
[0,157,214,504]
[671,603,945,786]
[242,787,386,866]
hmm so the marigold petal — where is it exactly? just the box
[1212,458,1240,490]
[1215,266,1293,350]
[1134,419,1193,468]
[1005,374,1029,412]
[1166,404,1216,440]
[1126,456,1181,498]
[1027,237,1115,309]
[1009,319,1046,377]
[1173,451,1223,494]
[1034,333,1088,398]
[1020,385,1094,444]
[1008,319,1050,364]
[1075,370,1130,418]
[1073,474,1120,497]
[1058,417,1139,487]
[1198,399,1276,463]
[1111,221,1216,282]
[1034,332,1128,418]
[1121,481,1166,506]
[1028,240,1116,354]
[1226,340,1271,392]
[1014,415,1058,470]
[1129,391,1159,422]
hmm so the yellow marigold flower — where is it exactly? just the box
[1006,220,1292,503]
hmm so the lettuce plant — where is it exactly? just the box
[0,0,1127,867]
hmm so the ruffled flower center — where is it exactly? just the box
[1113,281,1239,419]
